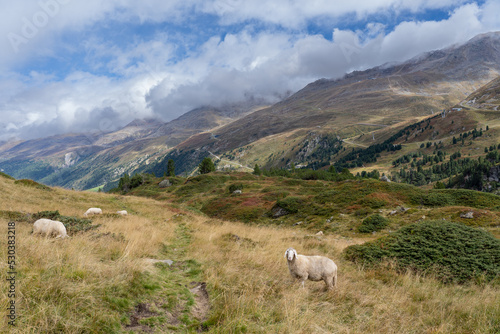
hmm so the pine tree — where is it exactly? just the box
[253,164,262,175]
[167,159,175,177]
[198,157,215,174]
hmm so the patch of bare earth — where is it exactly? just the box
[190,282,210,323]
[126,303,157,333]
[125,282,210,332]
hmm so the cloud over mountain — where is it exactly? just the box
[0,0,499,140]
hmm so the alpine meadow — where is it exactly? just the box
[1,2,500,333]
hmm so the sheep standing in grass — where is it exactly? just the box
[116,210,127,216]
[33,219,68,238]
[84,207,102,217]
[284,247,337,290]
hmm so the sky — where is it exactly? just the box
[0,0,499,141]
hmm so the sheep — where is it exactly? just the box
[284,247,337,290]
[33,219,68,238]
[116,210,127,216]
[84,207,102,217]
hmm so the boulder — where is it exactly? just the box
[460,211,474,219]
[380,175,391,182]
[158,179,171,188]
[271,206,290,218]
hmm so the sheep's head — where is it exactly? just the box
[284,248,297,261]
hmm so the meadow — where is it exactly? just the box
[0,173,499,333]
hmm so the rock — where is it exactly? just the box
[145,259,173,266]
[398,206,409,213]
[293,221,303,226]
[389,210,398,215]
[271,206,289,218]
[380,175,391,182]
[460,211,474,219]
[315,231,323,236]
[233,189,242,194]
[158,179,171,188]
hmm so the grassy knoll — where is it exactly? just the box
[123,172,500,238]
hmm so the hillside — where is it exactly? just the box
[0,103,264,189]
[156,32,500,175]
[1,171,500,332]
[2,32,500,190]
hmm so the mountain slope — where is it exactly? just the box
[179,32,500,156]
[0,102,265,189]
[2,32,500,189]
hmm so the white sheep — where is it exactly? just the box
[33,219,68,238]
[116,210,128,216]
[84,207,102,217]
[284,247,337,290]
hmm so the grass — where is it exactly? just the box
[1,174,499,333]
[125,172,500,237]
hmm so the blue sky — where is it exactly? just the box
[0,0,499,140]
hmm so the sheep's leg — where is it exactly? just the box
[324,276,334,290]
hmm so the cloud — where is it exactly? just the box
[200,0,470,28]
[0,0,499,141]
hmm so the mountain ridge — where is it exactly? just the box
[2,31,500,189]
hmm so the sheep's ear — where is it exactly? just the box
[284,250,288,259]
[293,249,297,258]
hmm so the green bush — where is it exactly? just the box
[228,183,244,193]
[358,214,388,233]
[0,171,15,180]
[14,179,52,191]
[275,197,304,214]
[130,174,144,188]
[344,220,500,283]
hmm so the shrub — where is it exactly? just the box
[228,183,244,193]
[358,214,388,233]
[130,174,144,189]
[14,179,52,191]
[344,220,500,283]
[0,171,15,180]
[275,197,304,214]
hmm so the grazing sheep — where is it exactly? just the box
[84,207,102,217]
[33,219,68,238]
[284,247,337,289]
[116,210,127,216]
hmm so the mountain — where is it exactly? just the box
[154,32,500,174]
[0,102,265,189]
[462,75,500,111]
[2,32,500,189]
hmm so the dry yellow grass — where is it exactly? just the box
[0,175,499,333]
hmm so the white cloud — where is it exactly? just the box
[0,0,499,140]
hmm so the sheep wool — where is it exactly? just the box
[84,207,102,217]
[33,219,68,238]
[116,210,128,216]
[284,247,337,289]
